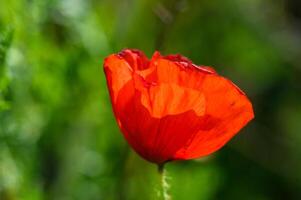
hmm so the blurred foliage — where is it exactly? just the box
[0,0,301,199]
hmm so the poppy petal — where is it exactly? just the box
[140,83,205,117]
[173,76,254,160]
[103,54,133,104]
[139,56,254,160]
[115,82,207,163]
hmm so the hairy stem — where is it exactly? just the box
[158,164,171,200]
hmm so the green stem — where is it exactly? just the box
[158,164,171,200]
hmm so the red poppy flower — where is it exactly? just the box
[103,49,254,164]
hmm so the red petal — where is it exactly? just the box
[140,56,254,160]
[117,49,149,70]
[140,83,206,117]
[103,54,133,104]
[116,82,207,163]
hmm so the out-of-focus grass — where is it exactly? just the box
[0,0,301,199]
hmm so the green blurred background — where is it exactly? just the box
[1,0,301,199]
